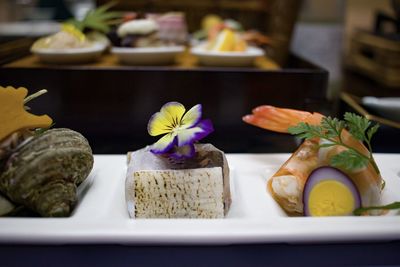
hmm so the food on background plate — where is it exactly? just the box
[206,28,247,52]
[115,19,160,47]
[242,105,399,216]
[193,14,271,52]
[204,16,246,52]
[192,14,236,42]
[109,12,188,48]
[31,2,119,52]
[147,12,188,45]
[0,86,93,217]
[190,15,272,67]
[31,24,94,50]
[125,102,231,218]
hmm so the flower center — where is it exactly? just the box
[170,117,184,133]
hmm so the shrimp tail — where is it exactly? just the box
[242,105,324,133]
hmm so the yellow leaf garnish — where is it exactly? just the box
[0,86,53,142]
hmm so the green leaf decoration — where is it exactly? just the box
[67,1,122,34]
[323,117,345,138]
[288,123,308,136]
[288,112,381,174]
[367,123,380,142]
[318,143,336,148]
[344,112,370,141]
[330,150,368,171]
[288,123,323,140]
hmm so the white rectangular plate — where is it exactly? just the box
[1,154,400,245]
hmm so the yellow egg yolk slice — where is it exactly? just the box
[308,179,355,216]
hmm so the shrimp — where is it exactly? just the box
[243,105,383,215]
[243,105,324,133]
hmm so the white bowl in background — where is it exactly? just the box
[111,46,185,65]
[31,41,107,64]
[190,44,264,67]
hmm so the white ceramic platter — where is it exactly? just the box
[190,45,265,67]
[0,154,400,245]
[111,46,185,65]
[31,42,107,64]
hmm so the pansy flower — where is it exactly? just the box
[147,102,214,159]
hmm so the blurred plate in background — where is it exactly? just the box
[111,46,185,65]
[31,41,107,64]
[190,44,264,67]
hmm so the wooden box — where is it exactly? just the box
[0,52,328,154]
[346,31,400,88]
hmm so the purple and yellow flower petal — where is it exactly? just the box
[180,104,202,129]
[150,132,177,154]
[147,102,185,136]
[176,119,214,146]
[147,112,174,136]
[161,101,185,126]
[194,119,214,140]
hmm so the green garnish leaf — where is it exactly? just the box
[367,124,380,142]
[67,1,122,33]
[288,123,323,140]
[289,112,381,174]
[321,116,344,139]
[287,122,308,135]
[354,201,400,216]
[344,112,370,141]
[318,143,336,148]
[331,150,369,171]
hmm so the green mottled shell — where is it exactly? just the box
[0,128,93,217]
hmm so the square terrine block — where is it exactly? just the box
[125,143,231,218]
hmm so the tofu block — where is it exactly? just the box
[125,143,231,218]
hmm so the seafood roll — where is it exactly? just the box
[267,139,319,214]
[244,105,383,216]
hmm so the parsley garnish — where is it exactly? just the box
[288,112,380,174]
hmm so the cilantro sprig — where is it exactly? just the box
[288,112,380,174]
